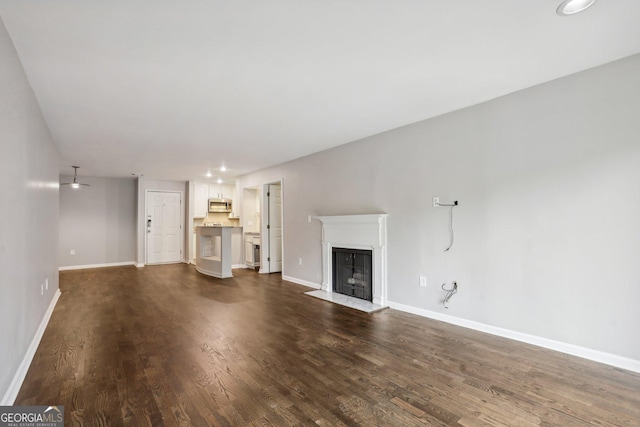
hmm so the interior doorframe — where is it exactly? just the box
[260,178,284,274]
[144,189,184,265]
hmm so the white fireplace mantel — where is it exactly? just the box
[310,214,388,311]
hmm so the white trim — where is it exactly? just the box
[195,265,230,279]
[232,264,248,269]
[187,180,195,263]
[388,301,640,374]
[282,275,321,289]
[136,263,145,268]
[59,261,136,271]
[261,179,284,274]
[144,189,184,266]
[1,289,61,405]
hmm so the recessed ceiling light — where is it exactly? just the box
[220,166,227,172]
[556,0,596,16]
[206,171,212,178]
[217,178,222,184]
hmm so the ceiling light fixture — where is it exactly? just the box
[206,171,212,178]
[556,0,596,16]
[60,166,90,189]
[220,166,227,172]
[217,178,222,184]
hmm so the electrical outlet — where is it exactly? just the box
[298,257,303,265]
[70,249,75,255]
[432,197,439,207]
[41,284,44,295]
[419,276,427,287]
[45,278,49,290]
[308,215,312,223]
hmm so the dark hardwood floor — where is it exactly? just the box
[16,264,640,426]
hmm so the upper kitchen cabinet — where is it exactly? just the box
[191,181,239,219]
[210,183,238,218]
[208,183,234,200]
[228,183,239,219]
[194,182,209,218]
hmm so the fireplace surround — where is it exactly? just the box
[306,214,388,312]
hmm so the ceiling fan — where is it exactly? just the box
[60,166,90,189]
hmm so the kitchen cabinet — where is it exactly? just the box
[196,226,232,278]
[208,183,234,200]
[193,181,238,218]
[194,182,209,218]
[245,233,260,268]
[195,226,244,278]
[229,184,239,218]
[209,182,238,218]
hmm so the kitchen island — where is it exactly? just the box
[195,226,243,278]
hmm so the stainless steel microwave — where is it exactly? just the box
[208,198,232,213]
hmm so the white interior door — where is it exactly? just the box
[147,191,182,264]
[267,184,282,273]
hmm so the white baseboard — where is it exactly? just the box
[282,275,321,289]
[1,289,61,405]
[136,263,145,268]
[388,301,640,374]
[187,263,246,269]
[59,261,136,271]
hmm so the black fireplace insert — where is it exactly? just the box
[332,247,372,301]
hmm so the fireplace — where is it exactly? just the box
[306,214,388,312]
[332,247,372,301]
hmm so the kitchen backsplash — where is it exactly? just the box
[195,212,240,226]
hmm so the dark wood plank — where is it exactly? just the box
[15,264,640,426]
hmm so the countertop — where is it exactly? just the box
[197,225,243,228]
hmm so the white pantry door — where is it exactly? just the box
[267,184,282,273]
[146,191,181,264]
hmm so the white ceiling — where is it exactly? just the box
[1,1,640,182]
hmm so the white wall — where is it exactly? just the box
[239,53,640,363]
[59,176,137,268]
[0,17,60,402]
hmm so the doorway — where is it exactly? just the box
[146,191,182,264]
[261,181,283,273]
